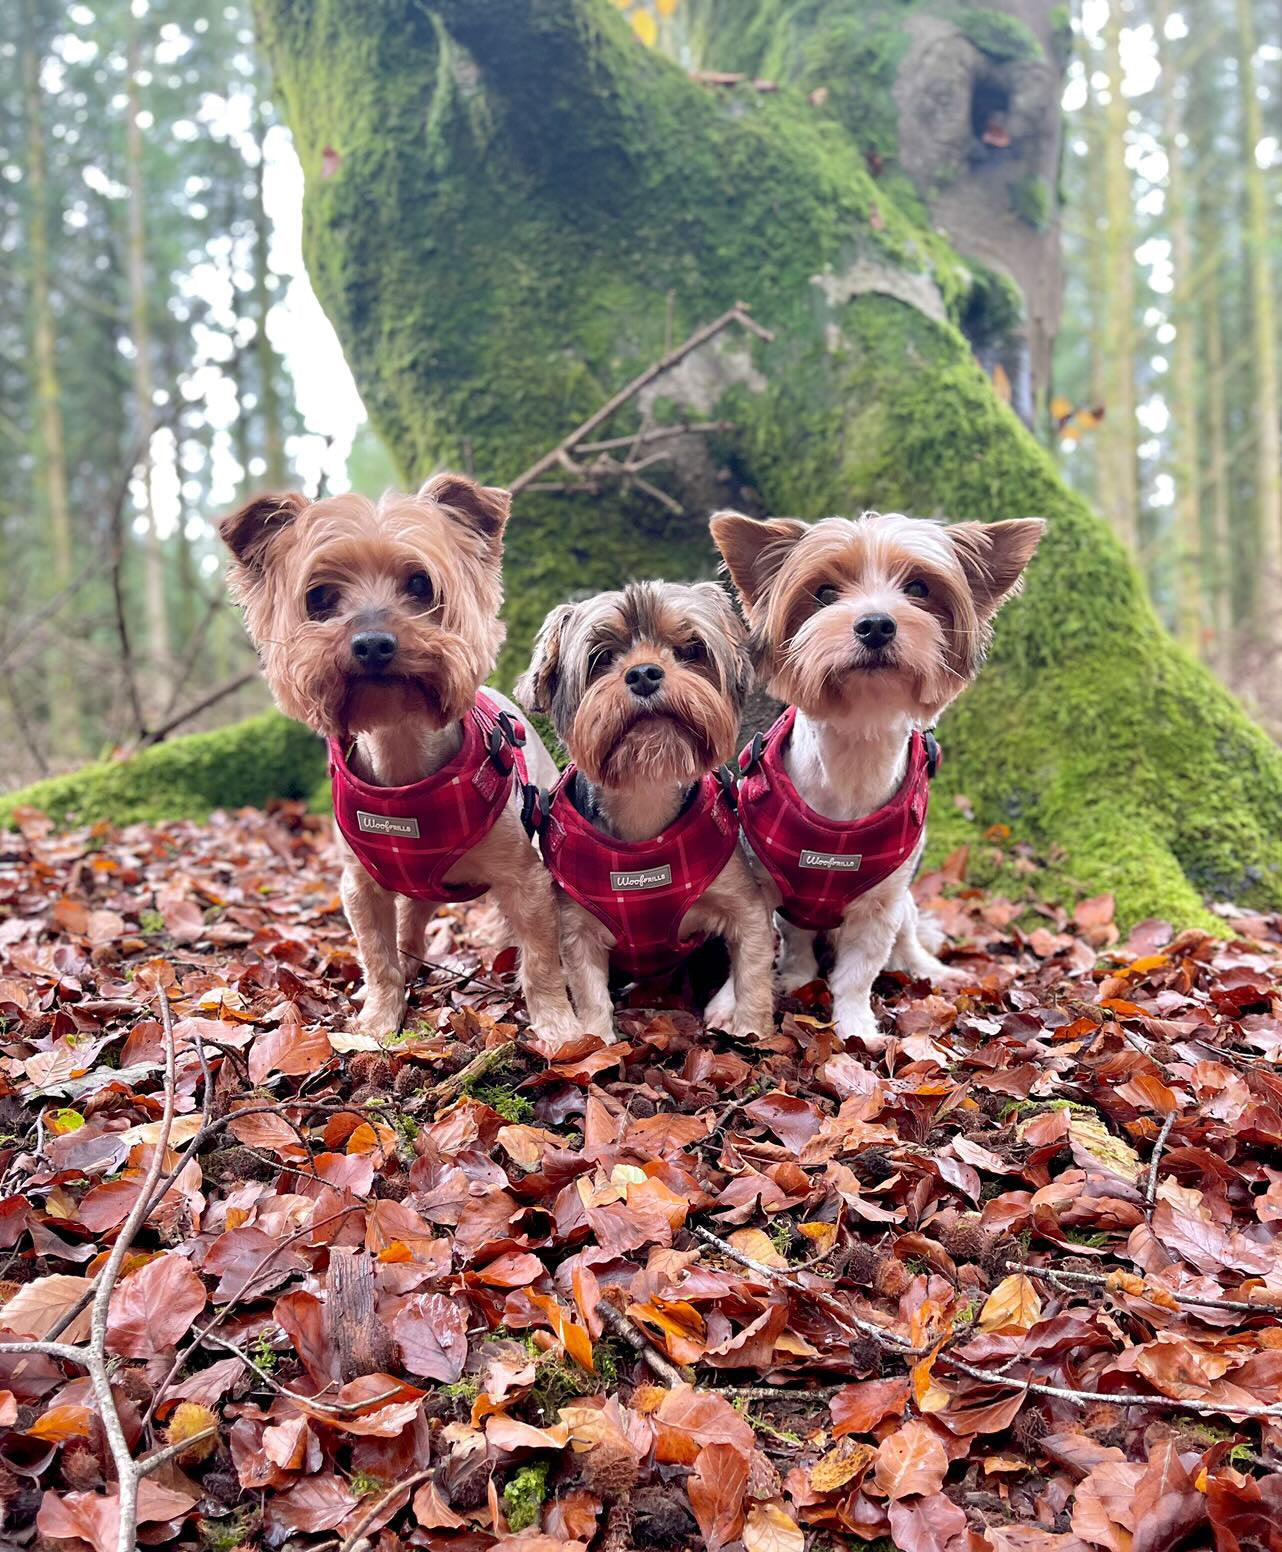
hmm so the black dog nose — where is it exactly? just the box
[351,630,398,669]
[854,614,897,650]
[625,663,665,698]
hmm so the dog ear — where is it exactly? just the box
[709,511,809,612]
[514,602,576,717]
[421,473,511,546]
[689,581,753,704]
[948,518,1046,618]
[219,491,308,577]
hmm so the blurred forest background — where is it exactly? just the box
[0,0,1279,788]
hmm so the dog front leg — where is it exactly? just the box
[888,894,966,990]
[777,916,820,992]
[489,862,578,1041]
[560,905,615,1043]
[398,896,438,982]
[706,898,775,1037]
[830,894,899,1045]
[342,863,408,1036]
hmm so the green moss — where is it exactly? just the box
[469,1082,534,1125]
[960,261,1025,350]
[0,712,323,831]
[199,1512,258,1552]
[1049,5,1074,62]
[957,8,1043,62]
[503,1461,549,1533]
[1010,174,1053,231]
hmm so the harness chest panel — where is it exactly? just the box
[737,708,933,932]
[542,768,739,977]
[329,693,528,902]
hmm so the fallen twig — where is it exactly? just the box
[599,1298,693,1387]
[337,1468,433,1552]
[1146,1110,1177,1207]
[1004,1260,1282,1317]
[410,1038,518,1112]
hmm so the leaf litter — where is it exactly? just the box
[0,802,1280,1549]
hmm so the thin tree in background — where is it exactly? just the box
[1155,0,1203,657]
[21,0,78,754]
[125,9,171,707]
[252,70,287,489]
[1235,0,1282,661]
[1097,1,1139,552]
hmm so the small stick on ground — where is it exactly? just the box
[1146,1111,1177,1207]
[337,1467,433,1552]
[412,1039,518,1112]
[1004,1260,1281,1317]
[599,1298,693,1387]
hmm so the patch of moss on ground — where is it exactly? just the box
[503,1461,549,1533]
[0,712,324,831]
[957,7,1043,61]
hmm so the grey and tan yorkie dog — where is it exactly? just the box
[712,510,1044,1044]
[516,581,775,1041]
[219,476,578,1040]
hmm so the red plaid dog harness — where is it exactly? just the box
[330,693,530,902]
[540,767,740,976]
[737,707,938,932]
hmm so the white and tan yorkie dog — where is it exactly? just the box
[711,510,1044,1044]
[220,476,578,1040]
[516,581,775,1041]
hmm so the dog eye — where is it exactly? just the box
[814,585,840,607]
[405,571,434,603]
[675,639,706,662]
[588,648,615,678]
[305,583,340,620]
[904,579,930,600]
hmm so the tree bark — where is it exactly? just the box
[1233,0,1282,662]
[125,12,171,707]
[21,0,79,756]
[1155,0,1203,658]
[1097,0,1139,554]
[254,0,1282,927]
[252,64,288,489]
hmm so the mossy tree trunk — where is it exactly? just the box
[254,0,1282,927]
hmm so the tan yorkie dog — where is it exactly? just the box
[220,476,578,1040]
[711,511,1044,1044]
[516,581,775,1041]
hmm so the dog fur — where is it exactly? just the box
[516,580,775,1040]
[711,510,1044,1043]
[220,476,578,1040]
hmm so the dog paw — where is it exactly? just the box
[353,993,406,1039]
[706,983,771,1038]
[832,1006,886,1048]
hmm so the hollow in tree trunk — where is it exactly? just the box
[254,0,1282,926]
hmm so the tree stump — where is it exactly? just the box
[326,1247,394,1381]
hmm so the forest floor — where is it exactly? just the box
[0,802,1281,1552]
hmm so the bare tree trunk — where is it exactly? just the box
[1156,0,1203,657]
[252,67,287,488]
[21,0,78,755]
[1097,1,1139,553]
[1202,282,1234,673]
[125,12,170,710]
[1235,0,1282,661]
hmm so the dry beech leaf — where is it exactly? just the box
[874,1420,949,1501]
[978,1273,1042,1333]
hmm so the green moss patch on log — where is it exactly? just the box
[0,713,325,831]
[956,8,1043,61]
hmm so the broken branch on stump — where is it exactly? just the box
[508,304,772,498]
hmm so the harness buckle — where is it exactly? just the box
[925,729,941,780]
[497,711,526,748]
[739,731,766,775]
[715,764,739,811]
[487,724,514,773]
[520,783,546,838]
